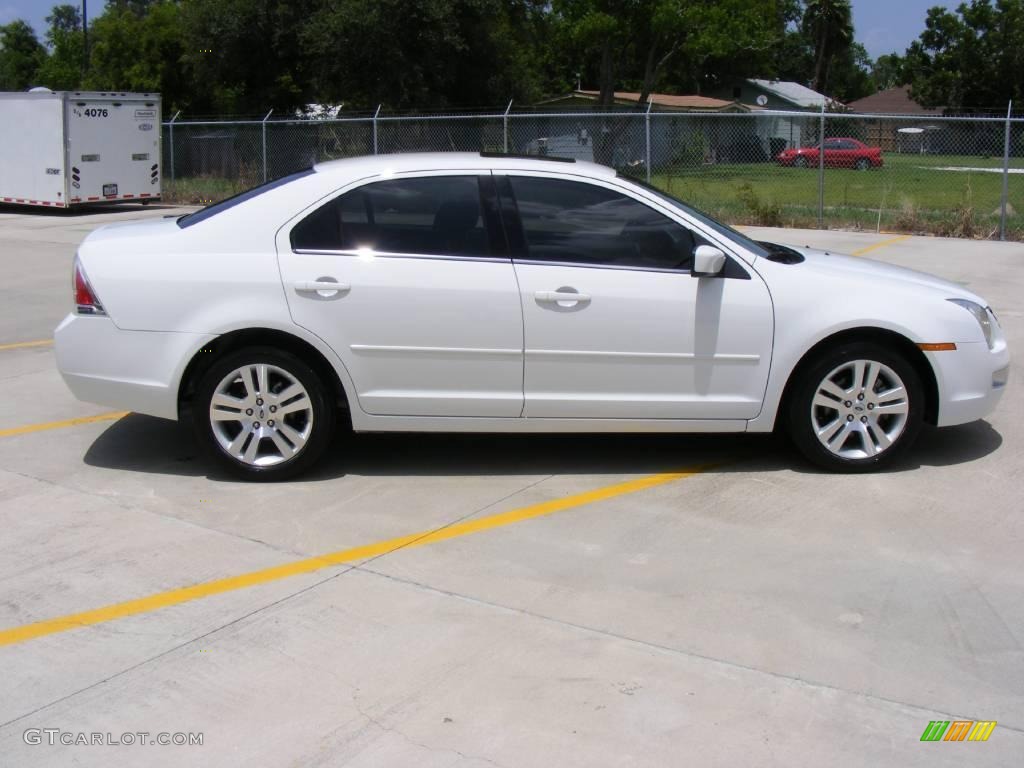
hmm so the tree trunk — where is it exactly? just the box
[813,27,829,94]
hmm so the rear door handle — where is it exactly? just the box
[295,280,350,297]
[535,289,591,305]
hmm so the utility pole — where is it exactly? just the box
[82,0,89,76]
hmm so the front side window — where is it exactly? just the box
[291,175,489,257]
[506,177,702,271]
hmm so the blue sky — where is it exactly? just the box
[2,0,954,59]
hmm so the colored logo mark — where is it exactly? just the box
[920,720,996,742]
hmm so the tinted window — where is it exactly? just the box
[178,168,315,229]
[626,177,768,260]
[291,176,489,257]
[508,177,702,270]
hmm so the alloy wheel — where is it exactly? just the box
[208,363,314,467]
[811,359,909,460]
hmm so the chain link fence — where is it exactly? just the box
[163,108,1024,240]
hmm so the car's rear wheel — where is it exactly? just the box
[794,156,808,168]
[787,343,924,472]
[193,347,335,480]
[855,158,870,171]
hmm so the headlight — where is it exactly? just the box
[948,298,995,349]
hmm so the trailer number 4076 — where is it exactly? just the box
[82,108,109,118]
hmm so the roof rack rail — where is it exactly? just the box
[479,152,576,163]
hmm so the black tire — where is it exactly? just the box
[855,158,870,171]
[786,342,924,473]
[192,346,336,481]
[794,156,808,168]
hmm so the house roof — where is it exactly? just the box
[574,90,746,111]
[847,86,941,115]
[746,79,833,108]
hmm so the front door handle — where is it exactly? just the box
[295,280,350,298]
[535,289,591,306]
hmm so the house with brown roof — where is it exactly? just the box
[531,89,804,168]
[539,89,750,112]
[847,86,945,152]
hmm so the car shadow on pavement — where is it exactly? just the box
[82,414,1003,482]
[0,202,181,217]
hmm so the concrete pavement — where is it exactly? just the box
[0,204,1021,766]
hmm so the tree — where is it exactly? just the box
[870,53,907,91]
[36,4,85,90]
[556,0,778,109]
[86,1,189,107]
[0,20,46,90]
[180,0,321,114]
[303,0,551,111]
[801,0,854,95]
[827,41,873,102]
[903,0,1024,111]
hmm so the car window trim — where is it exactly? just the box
[291,247,509,264]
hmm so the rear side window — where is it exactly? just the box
[507,177,703,271]
[177,168,314,228]
[291,176,489,257]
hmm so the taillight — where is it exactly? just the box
[73,257,106,315]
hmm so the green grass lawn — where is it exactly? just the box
[652,154,1022,237]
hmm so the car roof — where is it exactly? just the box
[313,152,617,179]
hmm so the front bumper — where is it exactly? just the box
[928,339,1010,427]
[55,314,214,420]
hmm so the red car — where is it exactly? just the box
[777,137,883,170]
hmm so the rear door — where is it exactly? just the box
[67,96,160,203]
[278,172,524,418]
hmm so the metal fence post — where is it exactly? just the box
[817,102,826,229]
[645,98,652,184]
[168,110,180,182]
[373,104,381,154]
[1000,100,1013,242]
[503,100,513,153]
[261,109,273,183]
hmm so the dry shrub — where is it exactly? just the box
[736,183,783,227]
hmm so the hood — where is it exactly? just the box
[779,245,986,304]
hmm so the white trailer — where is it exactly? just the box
[0,90,161,208]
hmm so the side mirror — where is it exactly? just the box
[691,245,726,278]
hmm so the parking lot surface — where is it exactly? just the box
[0,205,1022,766]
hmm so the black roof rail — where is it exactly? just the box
[479,152,576,163]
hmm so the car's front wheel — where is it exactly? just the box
[794,156,808,168]
[855,158,870,171]
[787,343,924,472]
[193,347,336,480]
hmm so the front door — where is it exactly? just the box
[278,173,524,417]
[497,174,773,420]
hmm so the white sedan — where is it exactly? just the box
[55,153,1009,479]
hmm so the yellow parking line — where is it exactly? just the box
[0,411,128,439]
[0,339,53,351]
[852,234,911,256]
[0,466,712,647]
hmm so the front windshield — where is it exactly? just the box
[623,177,770,259]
